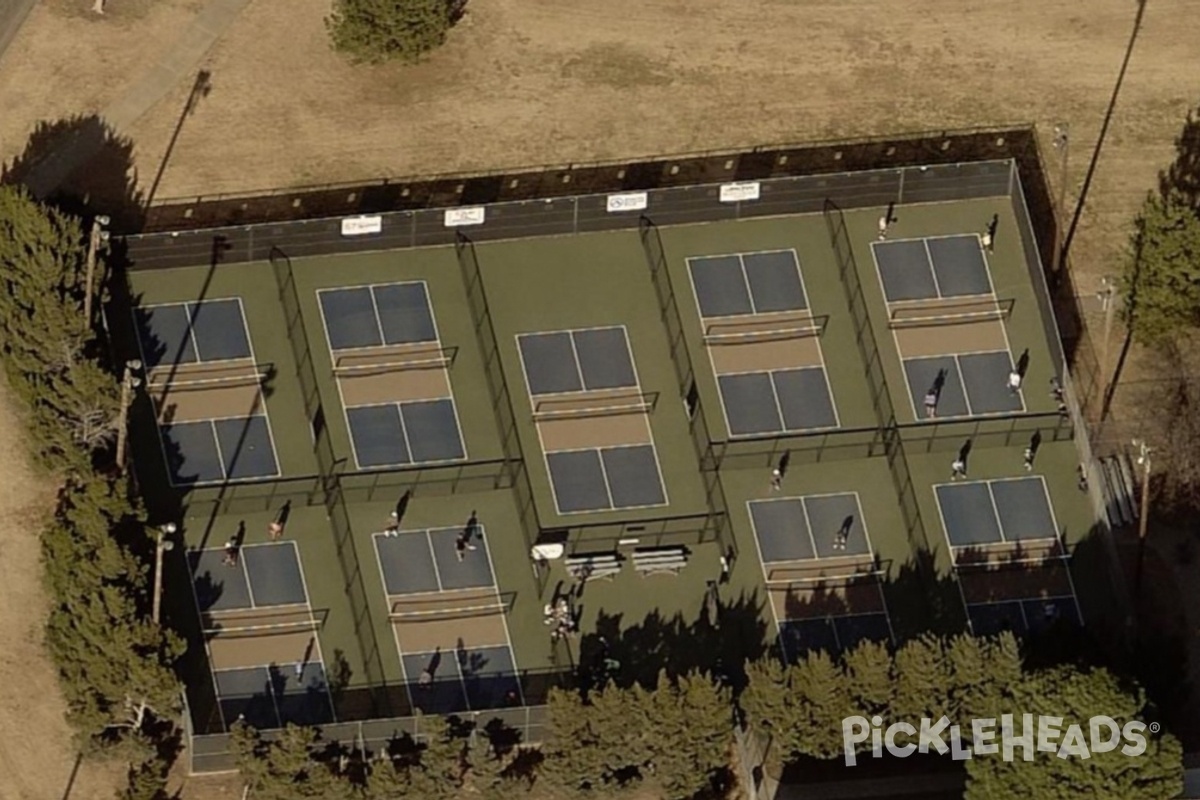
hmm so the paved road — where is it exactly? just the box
[0,0,37,66]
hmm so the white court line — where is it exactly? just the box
[184,545,233,732]
[566,333,589,393]
[290,540,338,723]
[602,443,669,512]
[425,529,446,592]
[394,404,417,469]
[984,480,1009,546]
[930,482,981,617]
[797,496,822,561]
[736,254,760,314]
[951,354,974,416]
[208,419,229,484]
[744,500,778,590]
[365,287,388,346]
[989,475,1063,544]
[593,449,617,510]
[922,239,944,298]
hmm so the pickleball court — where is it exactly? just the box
[189,541,334,728]
[135,299,280,485]
[688,249,839,437]
[518,325,668,514]
[319,281,467,469]
[747,493,893,662]
[373,526,523,714]
[871,235,1025,420]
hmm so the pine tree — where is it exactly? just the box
[964,666,1183,800]
[1120,189,1200,345]
[843,639,894,718]
[892,635,951,722]
[326,0,458,65]
[408,715,466,800]
[791,650,853,759]
[648,671,732,800]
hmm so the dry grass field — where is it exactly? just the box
[0,0,1197,796]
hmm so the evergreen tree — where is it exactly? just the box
[409,715,467,800]
[964,666,1183,799]
[791,650,854,759]
[648,671,731,800]
[1120,189,1200,345]
[843,639,894,717]
[891,635,952,722]
[326,0,458,65]
[230,724,353,800]
[542,688,610,796]
[0,186,118,472]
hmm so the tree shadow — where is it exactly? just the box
[0,114,145,233]
[1159,105,1200,208]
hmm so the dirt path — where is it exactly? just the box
[0,383,124,800]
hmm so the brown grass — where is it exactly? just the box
[0,0,1197,795]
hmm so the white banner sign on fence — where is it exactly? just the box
[444,207,486,227]
[606,192,649,213]
[340,215,383,236]
[719,182,761,203]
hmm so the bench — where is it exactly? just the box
[565,553,622,582]
[632,547,689,576]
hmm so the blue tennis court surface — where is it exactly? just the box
[518,326,638,396]
[936,477,1059,548]
[749,494,871,563]
[719,367,838,436]
[191,543,308,613]
[547,444,667,514]
[319,282,437,350]
[136,299,252,369]
[374,527,495,595]
[688,250,808,317]
[967,597,1082,637]
[402,645,523,716]
[903,351,1023,420]
[214,662,334,729]
[873,235,991,303]
[346,399,465,468]
[162,416,279,485]
[778,613,892,662]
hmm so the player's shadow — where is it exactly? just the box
[1158,104,1200,208]
[0,114,145,233]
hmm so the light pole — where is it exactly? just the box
[1132,439,1153,603]
[153,523,177,625]
[115,360,142,471]
[1050,124,1070,277]
[83,215,111,332]
[1098,277,1118,394]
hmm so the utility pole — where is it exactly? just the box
[153,523,177,625]
[115,360,141,471]
[1098,277,1117,395]
[1132,439,1152,603]
[1050,124,1070,277]
[83,215,110,332]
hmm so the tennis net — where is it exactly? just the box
[334,346,455,376]
[389,597,507,623]
[532,390,656,421]
[888,298,1014,329]
[202,618,319,640]
[952,537,1068,568]
[704,313,827,344]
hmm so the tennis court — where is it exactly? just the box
[188,542,334,729]
[135,299,280,486]
[871,235,1025,420]
[934,476,1084,636]
[747,493,893,662]
[517,326,667,514]
[372,524,523,715]
[318,281,467,469]
[687,249,839,437]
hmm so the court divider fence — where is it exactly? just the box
[822,200,938,576]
